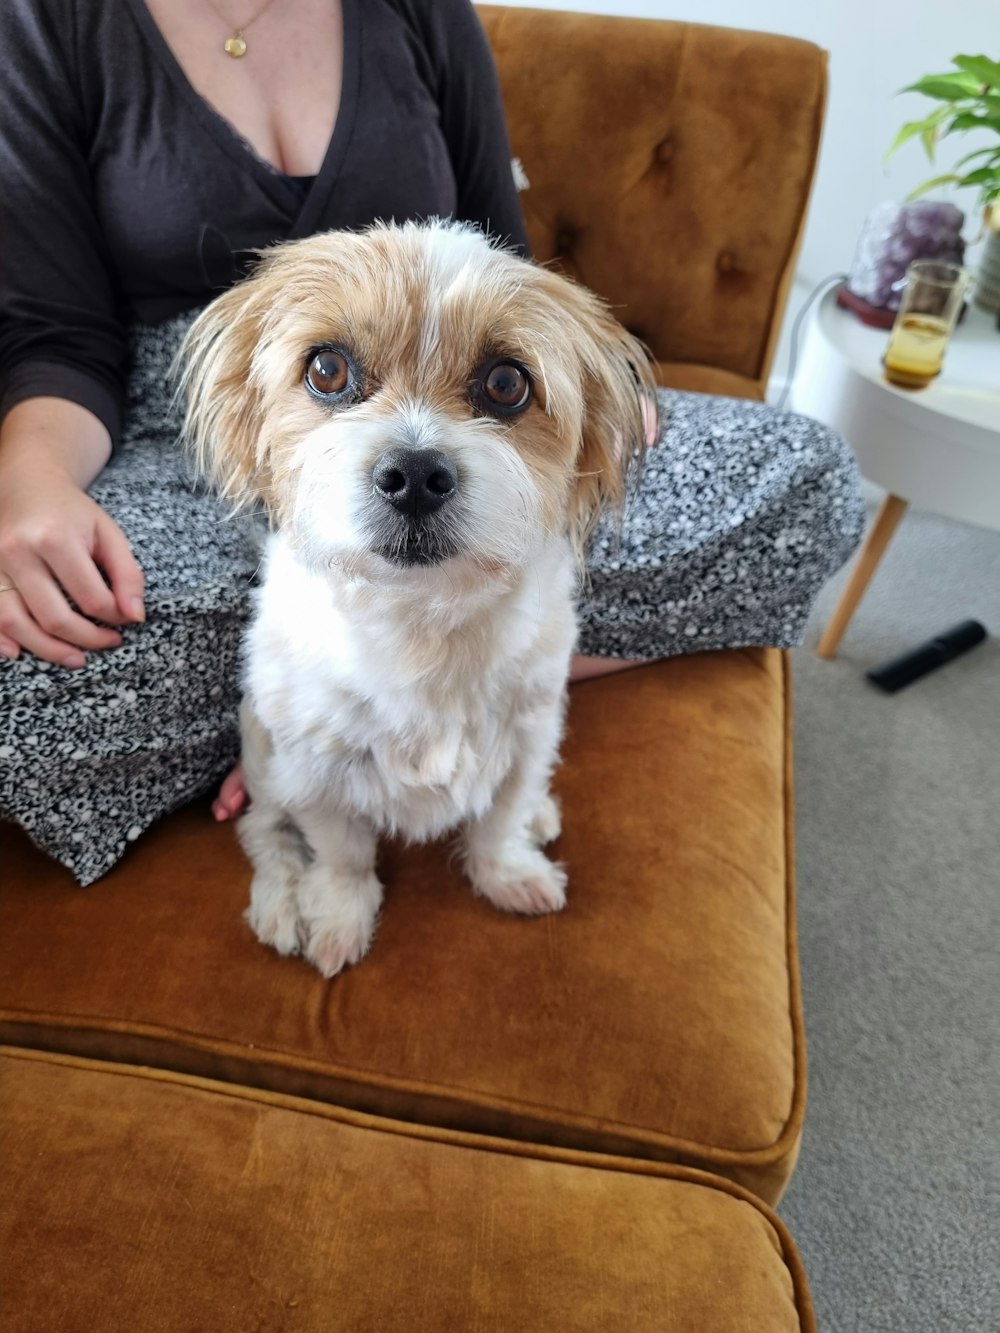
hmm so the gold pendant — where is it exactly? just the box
[224,32,248,58]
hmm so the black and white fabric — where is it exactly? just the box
[579,392,864,658]
[0,314,864,883]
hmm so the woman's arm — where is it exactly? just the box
[0,0,128,440]
[0,2,143,665]
[1,397,111,492]
[403,0,529,254]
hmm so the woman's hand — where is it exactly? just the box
[0,398,145,666]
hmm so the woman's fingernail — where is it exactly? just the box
[129,598,146,622]
[0,644,18,661]
[62,652,86,669]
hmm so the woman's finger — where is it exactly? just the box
[93,511,145,623]
[0,588,86,667]
[47,541,128,627]
[10,559,122,652]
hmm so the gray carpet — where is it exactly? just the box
[779,484,1000,1332]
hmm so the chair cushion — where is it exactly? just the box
[0,1047,815,1331]
[0,649,804,1204]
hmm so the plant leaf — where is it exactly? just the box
[953,145,1000,169]
[952,54,1000,88]
[901,72,983,100]
[885,117,937,161]
[905,174,960,201]
[944,111,1000,135]
[957,165,1000,186]
[885,106,952,163]
[970,94,1000,118]
[920,123,940,158]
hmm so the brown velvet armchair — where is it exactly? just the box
[0,8,827,1329]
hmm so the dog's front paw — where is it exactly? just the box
[470,847,567,916]
[239,806,310,958]
[304,912,377,978]
[298,866,382,978]
[245,888,302,957]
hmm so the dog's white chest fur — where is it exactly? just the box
[244,533,577,844]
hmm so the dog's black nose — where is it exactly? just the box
[371,448,458,518]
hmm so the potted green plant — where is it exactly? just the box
[888,54,1000,313]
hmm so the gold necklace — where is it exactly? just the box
[206,0,279,58]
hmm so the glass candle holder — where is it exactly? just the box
[883,260,970,389]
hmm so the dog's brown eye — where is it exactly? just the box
[306,349,350,398]
[482,361,531,413]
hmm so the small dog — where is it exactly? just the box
[180,221,654,977]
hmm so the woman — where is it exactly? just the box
[0,0,863,875]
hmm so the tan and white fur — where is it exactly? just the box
[179,221,654,977]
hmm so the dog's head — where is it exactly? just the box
[179,221,656,582]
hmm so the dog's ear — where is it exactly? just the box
[175,267,275,511]
[532,269,659,555]
[574,308,658,550]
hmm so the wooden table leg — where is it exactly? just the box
[817,493,909,659]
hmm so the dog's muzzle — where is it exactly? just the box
[369,447,460,566]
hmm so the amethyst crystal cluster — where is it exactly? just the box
[846,201,966,311]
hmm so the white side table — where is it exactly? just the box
[790,287,1000,657]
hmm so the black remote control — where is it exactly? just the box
[866,620,988,693]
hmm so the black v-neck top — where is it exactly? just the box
[0,0,529,444]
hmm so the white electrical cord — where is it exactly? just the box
[774,273,849,411]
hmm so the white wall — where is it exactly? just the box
[494,0,995,394]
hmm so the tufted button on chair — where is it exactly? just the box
[655,135,675,165]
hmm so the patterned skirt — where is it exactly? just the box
[0,315,864,882]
